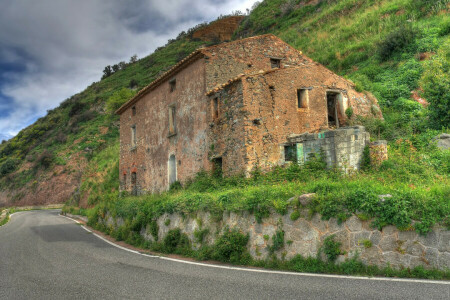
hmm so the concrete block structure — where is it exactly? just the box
[116,34,382,194]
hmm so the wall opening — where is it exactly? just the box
[131,125,137,147]
[168,154,177,186]
[297,89,308,108]
[212,157,223,177]
[132,105,136,116]
[123,173,127,187]
[284,145,297,162]
[169,78,176,92]
[270,58,281,68]
[326,92,340,128]
[212,97,219,120]
[131,172,137,195]
[168,105,176,136]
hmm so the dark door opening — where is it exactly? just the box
[212,157,223,177]
[326,92,340,128]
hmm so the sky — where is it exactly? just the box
[0,0,259,141]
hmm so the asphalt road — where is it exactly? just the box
[0,210,449,300]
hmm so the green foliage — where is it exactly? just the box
[149,220,159,241]
[321,235,343,262]
[212,227,250,264]
[194,228,209,244]
[290,210,300,221]
[164,219,171,226]
[377,24,416,61]
[267,229,285,255]
[169,181,182,191]
[0,159,17,176]
[419,39,450,129]
[163,228,190,253]
[106,88,136,113]
[345,107,353,119]
[36,150,53,169]
[359,239,373,248]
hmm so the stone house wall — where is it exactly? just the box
[100,205,450,271]
[119,59,211,194]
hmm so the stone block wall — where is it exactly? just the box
[101,204,450,271]
[288,126,370,170]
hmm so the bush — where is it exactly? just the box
[0,158,17,176]
[74,111,96,124]
[106,88,136,113]
[212,228,250,264]
[69,101,86,117]
[36,150,53,169]
[163,228,190,253]
[419,40,450,129]
[377,24,416,61]
[321,235,343,262]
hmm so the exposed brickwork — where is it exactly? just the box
[118,34,383,193]
[192,16,244,42]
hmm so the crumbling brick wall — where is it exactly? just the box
[203,35,312,91]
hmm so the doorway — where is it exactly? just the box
[326,92,340,128]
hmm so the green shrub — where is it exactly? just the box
[321,235,343,262]
[106,88,136,113]
[212,228,250,264]
[377,24,416,61]
[194,228,209,244]
[290,210,300,221]
[345,107,353,119]
[268,229,285,255]
[163,228,190,253]
[0,158,17,176]
[36,150,53,169]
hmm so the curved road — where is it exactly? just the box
[0,210,448,299]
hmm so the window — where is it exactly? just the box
[284,145,297,162]
[169,78,176,92]
[270,58,281,68]
[168,105,176,135]
[131,172,136,185]
[297,89,308,108]
[212,97,219,120]
[132,105,136,116]
[212,157,223,177]
[131,125,136,148]
[123,173,127,186]
[168,154,177,186]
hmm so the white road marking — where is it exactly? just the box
[61,214,450,285]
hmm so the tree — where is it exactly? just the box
[102,65,112,79]
[129,54,138,64]
[118,61,127,70]
[112,64,120,72]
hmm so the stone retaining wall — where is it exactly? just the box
[101,208,449,270]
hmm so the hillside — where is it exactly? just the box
[0,0,449,212]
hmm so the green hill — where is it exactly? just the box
[0,0,449,230]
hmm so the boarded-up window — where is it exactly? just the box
[270,58,281,68]
[297,89,308,108]
[168,106,176,135]
[131,125,136,147]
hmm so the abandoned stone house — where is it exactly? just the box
[116,34,382,194]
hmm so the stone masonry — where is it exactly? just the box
[117,34,382,193]
[100,199,450,271]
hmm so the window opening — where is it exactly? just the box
[131,172,136,185]
[123,174,127,186]
[132,106,136,116]
[131,125,137,147]
[326,92,340,128]
[213,97,219,120]
[168,106,176,135]
[297,89,308,108]
[212,157,223,177]
[284,145,297,162]
[270,58,281,68]
[168,154,177,186]
[169,79,176,92]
